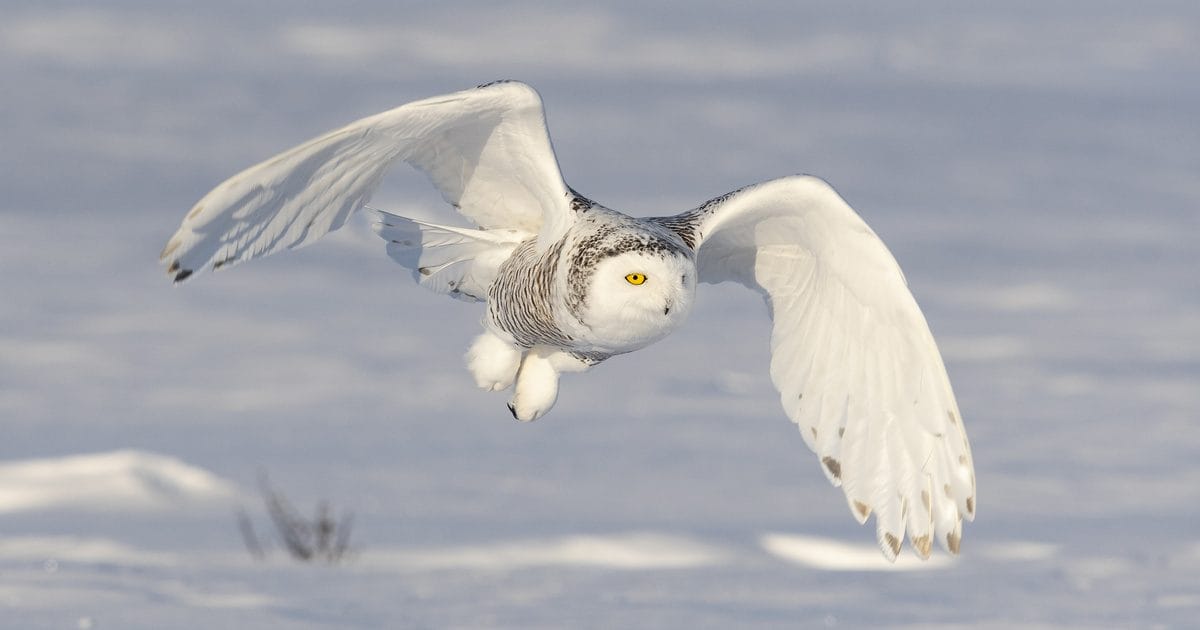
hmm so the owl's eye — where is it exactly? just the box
[625,273,646,285]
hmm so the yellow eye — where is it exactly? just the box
[625,273,646,285]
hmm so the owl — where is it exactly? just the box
[161,81,975,561]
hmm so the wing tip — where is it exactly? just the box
[165,260,194,283]
[911,533,933,559]
[855,497,968,561]
[848,498,872,525]
[821,456,843,486]
[877,529,901,563]
[945,530,962,555]
[159,237,183,262]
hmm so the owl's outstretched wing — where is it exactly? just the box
[160,81,572,282]
[655,175,975,561]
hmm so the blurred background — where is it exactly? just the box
[1,1,1197,627]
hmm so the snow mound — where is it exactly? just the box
[366,533,728,571]
[0,535,177,566]
[0,450,236,514]
[760,533,955,571]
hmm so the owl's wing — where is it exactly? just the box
[655,175,975,561]
[161,81,573,282]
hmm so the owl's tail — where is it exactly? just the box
[369,209,534,302]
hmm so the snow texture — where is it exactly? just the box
[1,1,1198,628]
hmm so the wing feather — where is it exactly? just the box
[161,81,571,282]
[656,175,975,560]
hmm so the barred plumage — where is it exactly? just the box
[487,239,574,349]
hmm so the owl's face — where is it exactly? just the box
[579,249,696,351]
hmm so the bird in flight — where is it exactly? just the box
[161,80,975,561]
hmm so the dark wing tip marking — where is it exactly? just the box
[167,259,193,283]
[884,533,902,558]
[912,534,932,558]
[821,456,842,480]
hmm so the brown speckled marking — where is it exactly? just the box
[810,427,818,440]
[958,455,968,465]
[913,534,932,558]
[213,257,234,270]
[569,194,593,212]
[884,533,901,558]
[822,456,841,480]
[966,497,975,515]
[947,410,958,425]
[186,203,205,220]
[921,490,931,512]
[418,267,432,276]
[944,483,953,498]
[947,531,961,554]
[854,500,871,520]
[838,427,845,438]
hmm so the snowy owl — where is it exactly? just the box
[161,81,975,561]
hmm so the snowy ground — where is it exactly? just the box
[2,1,1198,628]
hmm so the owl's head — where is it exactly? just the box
[578,248,696,351]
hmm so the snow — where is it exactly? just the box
[362,533,728,571]
[2,1,1199,627]
[0,450,236,514]
[760,534,954,572]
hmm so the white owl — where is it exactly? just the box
[161,81,975,561]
